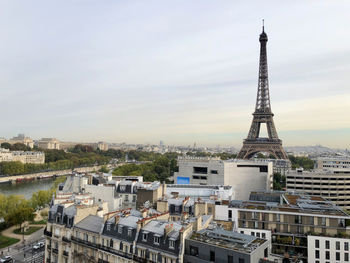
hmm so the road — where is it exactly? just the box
[1,228,45,263]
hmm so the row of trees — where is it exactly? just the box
[112,154,178,182]
[288,155,315,170]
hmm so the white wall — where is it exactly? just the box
[308,235,350,263]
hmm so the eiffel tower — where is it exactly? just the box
[237,23,288,159]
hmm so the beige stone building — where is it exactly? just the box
[37,138,60,150]
[0,148,45,164]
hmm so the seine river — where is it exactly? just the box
[0,178,56,199]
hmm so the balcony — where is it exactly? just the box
[71,236,101,250]
[98,259,109,263]
[62,236,71,243]
[44,228,52,237]
[101,245,133,259]
[133,255,157,263]
[52,248,58,254]
[63,251,69,257]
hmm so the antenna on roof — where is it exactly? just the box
[262,19,265,32]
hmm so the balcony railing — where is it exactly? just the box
[133,255,157,263]
[44,228,52,237]
[100,245,133,259]
[52,248,58,254]
[71,236,101,250]
[62,236,71,243]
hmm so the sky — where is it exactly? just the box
[0,1,349,148]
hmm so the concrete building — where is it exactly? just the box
[215,191,350,262]
[315,156,350,173]
[36,138,60,150]
[286,169,350,209]
[184,227,270,263]
[0,147,45,164]
[136,181,166,209]
[308,235,350,263]
[174,157,273,200]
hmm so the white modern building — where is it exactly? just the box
[166,184,234,200]
[174,157,273,200]
[308,235,350,263]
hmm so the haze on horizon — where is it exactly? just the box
[0,1,349,149]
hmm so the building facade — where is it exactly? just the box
[36,138,60,150]
[174,157,273,200]
[0,147,45,164]
[286,169,350,209]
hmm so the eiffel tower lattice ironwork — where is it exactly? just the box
[237,23,288,159]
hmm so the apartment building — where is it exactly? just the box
[174,157,273,200]
[308,235,350,263]
[314,157,350,173]
[0,148,45,164]
[286,169,350,209]
[215,191,350,262]
[184,228,270,263]
[44,203,102,263]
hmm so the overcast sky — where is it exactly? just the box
[0,1,349,148]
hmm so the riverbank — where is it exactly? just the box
[0,165,105,184]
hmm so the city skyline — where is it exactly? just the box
[0,1,349,148]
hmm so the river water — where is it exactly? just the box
[0,178,56,199]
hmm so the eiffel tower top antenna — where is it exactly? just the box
[262,19,264,32]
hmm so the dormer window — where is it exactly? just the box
[118,225,123,234]
[142,233,148,241]
[120,185,126,192]
[169,240,175,249]
[128,228,132,237]
[154,236,160,245]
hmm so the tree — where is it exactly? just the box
[99,166,109,173]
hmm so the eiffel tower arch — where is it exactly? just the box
[237,23,288,160]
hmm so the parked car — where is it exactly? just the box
[33,241,45,250]
[0,256,13,263]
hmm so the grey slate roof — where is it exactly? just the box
[75,215,104,233]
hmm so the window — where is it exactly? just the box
[264,248,268,258]
[345,253,349,262]
[262,233,266,239]
[169,240,175,249]
[337,241,341,250]
[256,232,260,238]
[315,239,319,248]
[109,239,113,248]
[326,251,330,260]
[151,253,157,262]
[125,195,129,202]
[132,195,136,202]
[276,214,280,222]
[239,258,245,263]
[210,251,215,262]
[254,221,258,228]
[118,225,123,234]
[346,242,349,251]
[193,167,208,174]
[190,246,198,256]
[142,233,148,241]
[251,232,255,236]
[106,223,111,231]
[128,228,132,237]
[228,256,233,263]
[210,170,218,174]
[228,210,232,220]
[322,217,326,226]
[326,240,330,249]
[315,250,319,259]
[336,252,340,261]
[154,236,160,245]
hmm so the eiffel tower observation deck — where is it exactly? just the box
[237,22,288,160]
